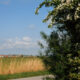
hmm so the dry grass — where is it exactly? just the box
[0,57,46,75]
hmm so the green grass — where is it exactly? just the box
[0,71,50,80]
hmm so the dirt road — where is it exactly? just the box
[12,75,54,80]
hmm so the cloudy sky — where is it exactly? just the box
[0,0,52,55]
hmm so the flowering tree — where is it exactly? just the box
[36,0,80,80]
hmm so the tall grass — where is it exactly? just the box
[0,57,46,75]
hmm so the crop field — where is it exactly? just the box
[0,57,46,75]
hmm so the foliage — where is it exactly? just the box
[35,0,80,42]
[36,0,80,80]
[39,31,71,80]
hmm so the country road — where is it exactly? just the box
[11,75,54,80]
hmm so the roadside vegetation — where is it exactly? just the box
[0,57,51,80]
[0,70,50,80]
[0,57,46,75]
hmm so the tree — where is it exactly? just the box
[36,0,80,80]
[39,30,71,80]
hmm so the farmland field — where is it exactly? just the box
[0,57,46,75]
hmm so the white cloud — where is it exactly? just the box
[22,37,31,42]
[0,0,10,5]
[0,36,38,50]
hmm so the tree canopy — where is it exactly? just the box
[36,0,80,42]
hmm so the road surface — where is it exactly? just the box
[11,75,54,80]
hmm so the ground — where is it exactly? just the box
[11,75,54,80]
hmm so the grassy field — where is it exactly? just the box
[0,57,46,75]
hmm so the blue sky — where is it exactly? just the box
[0,0,52,55]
